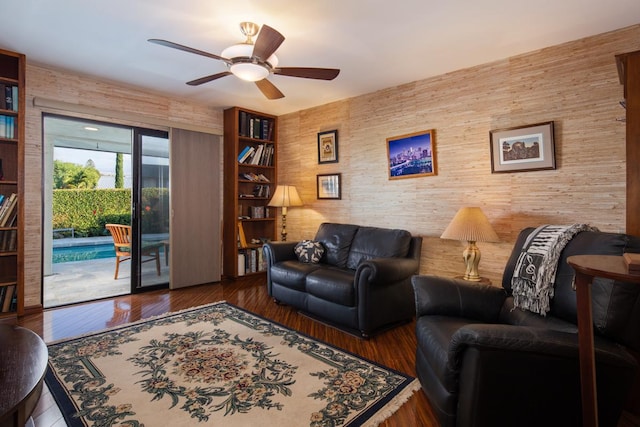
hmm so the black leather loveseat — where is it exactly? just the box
[412,227,640,427]
[263,222,422,337]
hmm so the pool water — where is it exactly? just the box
[53,243,116,264]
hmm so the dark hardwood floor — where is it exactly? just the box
[17,275,439,427]
[16,275,640,427]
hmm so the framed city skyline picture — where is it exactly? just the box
[387,129,437,180]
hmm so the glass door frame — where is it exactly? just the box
[131,127,169,294]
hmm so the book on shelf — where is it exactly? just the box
[250,206,265,219]
[1,284,15,312]
[237,221,248,248]
[0,193,17,227]
[238,146,255,163]
[237,252,246,276]
[251,144,264,165]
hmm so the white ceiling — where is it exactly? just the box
[2,1,639,116]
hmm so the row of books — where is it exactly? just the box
[238,204,271,220]
[237,247,266,275]
[238,172,270,182]
[0,230,17,252]
[0,193,18,227]
[0,115,16,139]
[239,111,274,141]
[0,285,16,313]
[238,143,275,166]
[0,84,19,111]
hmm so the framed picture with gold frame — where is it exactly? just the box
[317,130,338,164]
[387,129,437,179]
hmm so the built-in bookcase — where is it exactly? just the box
[0,48,24,319]
[223,107,277,278]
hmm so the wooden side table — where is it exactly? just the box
[0,325,48,427]
[567,255,640,427]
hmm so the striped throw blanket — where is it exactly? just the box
[511,224,598,316]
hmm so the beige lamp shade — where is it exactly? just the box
[441,207,499,243]
[268,185,303,208]
[268,185,303,241]
[441,207,499,281]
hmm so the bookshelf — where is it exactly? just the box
[223,107,277,278]
[0,49,24,319]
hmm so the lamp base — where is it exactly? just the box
[455,275,491,285]
[462,241,482,281]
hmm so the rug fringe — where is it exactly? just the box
[362,379,422,427]
[45,300,227,345]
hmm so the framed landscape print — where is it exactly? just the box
[317,130,338,164]
[490,121,555,173]
[387,129,437,180]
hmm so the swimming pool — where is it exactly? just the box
[53,243,116,264]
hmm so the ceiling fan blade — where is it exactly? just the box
[274,67,340,80]
[148,39,229,63]
[252,25,285,61]
[255,79,285,100]
[187,71,232,86]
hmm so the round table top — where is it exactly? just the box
[0,325,48,421]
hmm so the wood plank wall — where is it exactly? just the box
[19,24,640,310]
[23,64,223,309]
[278,24,640,286]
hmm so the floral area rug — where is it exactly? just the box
[45,301,420,426]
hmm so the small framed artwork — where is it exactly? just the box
[317,130,338,164]
[387,129,437,180]
[317,173,341,199]
[490,121,556,173]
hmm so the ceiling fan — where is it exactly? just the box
[149,22,340,100]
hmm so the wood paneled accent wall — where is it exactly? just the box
[278,25,640,285]
[23,64,223,310]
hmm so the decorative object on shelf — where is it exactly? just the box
[267,185,303,241]
[149,22,340,100]
[387,129,437,180]
[440,207,499,282]
[489,121,555,173]
[316,173,341,200]
[317,129,338,164]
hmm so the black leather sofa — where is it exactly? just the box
[412,227,640,427]
[263,222,422,337]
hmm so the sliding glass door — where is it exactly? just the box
[132,129,170,291]
[43,115,169,307]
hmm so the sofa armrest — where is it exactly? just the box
[450,323,637,369]
[263,241,298,265]
[412,275,506,322]
[355,257,419,287]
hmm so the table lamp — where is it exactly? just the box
[268,185,303,241]
[440,207,499,281]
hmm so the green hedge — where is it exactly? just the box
[52,188,169,237]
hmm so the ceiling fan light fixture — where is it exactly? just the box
[229,62,269,82]
[221,42,279,82]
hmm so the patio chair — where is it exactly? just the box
[105,224,161,279]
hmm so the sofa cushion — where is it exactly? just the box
[269,260,322,291]
[346,226,412,270]
[314,223,359,268]
[294,240,325,263]
[306,268,356,306]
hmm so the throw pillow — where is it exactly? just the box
[294,240,325,263]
